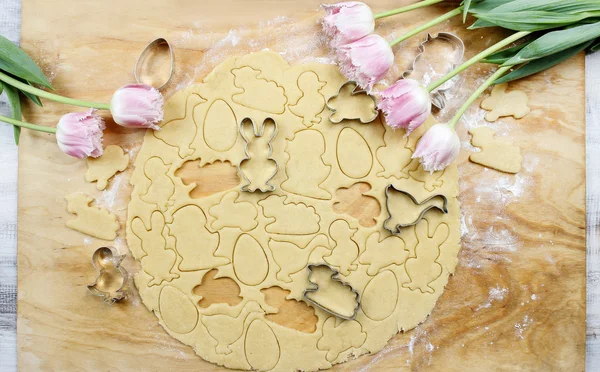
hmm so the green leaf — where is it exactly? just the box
[504,22,600,65]
[482,41,532,64]
[494,40,592,84]
[485,0,600,15]
[468,19,497,29]
[591,40,600,52]
[469,0,515,14]
[22,81,43,107]
[0,81,22,145]
[0,35,53,89]
[463,0,472,22]
[5,73,44,106]
[475,10,599,31]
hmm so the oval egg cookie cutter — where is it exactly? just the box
[134,37,175,90]
[402,32,465,110]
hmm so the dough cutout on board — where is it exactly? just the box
[65,193,119,240]
[469,126,523,173]
[125,51,461,372]
[481,83,530,122]
[85,145,129,190]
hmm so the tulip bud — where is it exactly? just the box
[378,79,431,135]
[336,34,394,92]
[322,2,375,48]
[110,84,164,130]
[56,109,105,159]
[412,124,460,173]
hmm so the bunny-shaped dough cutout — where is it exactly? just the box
[403,219,449,293]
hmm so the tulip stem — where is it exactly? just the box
[0,114,57,134]
[389,7,462,47]
[448,65,511,128]
[374,0,444,20]
[427,31,530,93]
[0,71,111,110]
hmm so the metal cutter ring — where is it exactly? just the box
[134,38,174,90]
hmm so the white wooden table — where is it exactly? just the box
[1,1,599,370]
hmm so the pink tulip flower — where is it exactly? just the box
[412,124,460,173]
[56,109,105,159]
[378,79,431,135]
[322,2,375,47]
[110,84,164,130]
[336,34,394,92]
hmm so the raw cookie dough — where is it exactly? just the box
[126,51,461,372]
[469,126,523,173]
[65,193,119,240]
[85,145,129,190]
[481,83,530,122]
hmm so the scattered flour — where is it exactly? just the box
[476,286,509,311]
[514,315,533,339]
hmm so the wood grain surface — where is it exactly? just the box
[17,0,585,370]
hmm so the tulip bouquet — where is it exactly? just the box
[323,0,600,172]
[0,35,164,159]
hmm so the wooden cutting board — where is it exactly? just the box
[17,0,585,370]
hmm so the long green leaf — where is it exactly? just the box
[482,41,532,64]
[468,19,497,29]
[469,0,514,14]
[486,0,600,15]
[0,35,53,89]
[463,0,473,22]
[0,81,22,145]
[494,40,592,84]
[6,73,44,106]
[22,81,43,106]
[475,11,599,31]
[591,39,600,52]
[504,22,600,65]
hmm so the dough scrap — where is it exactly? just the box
[469,126,523,173]
[125,51,461,371]
[85,145,129,190]
[65,193,119,240]
[481,83,530,122]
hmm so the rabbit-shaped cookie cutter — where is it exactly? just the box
[325,81,378,124]
[383,184,449,235]
[238,117,279,193]
[401,32,464,110]
[87,246,129,304]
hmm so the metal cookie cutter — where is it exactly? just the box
[134,37,175,90]
[87,247,128,304]
[326,81,379,124]
[383,184,449,235]
[402,32,465,110]
[303,263,361,321]
[238,117,279,193]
